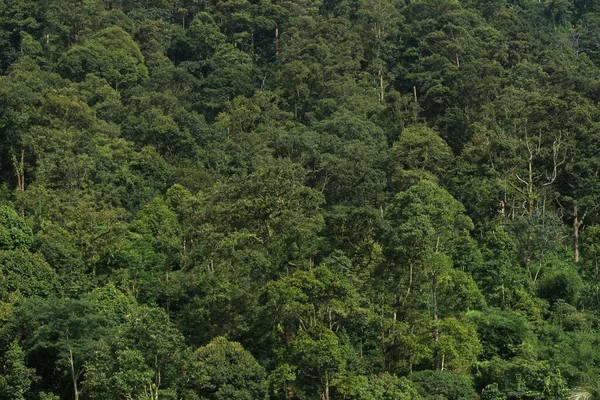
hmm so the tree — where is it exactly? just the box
[189,157,324,278]
[385,179,475,305]
[384,179,478,369]
[58,26,148,91]
[468,309,531,360]
[537,256,584,306]
[0,250,60,299]
[336,372,423,400]
[409,370,478,400]
[194,336,267,400]
[43,0,107,46]
[0,206,32,250]
[0,341,35,400]
[7,297,116,400]
[187,12,226,61]
[392,125,453,183]
[84,306,194,400]
[200,43,255,116]
[477,357,570,400]
[285,326,349,400]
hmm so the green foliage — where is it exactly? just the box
[0,340,35,400]
[0,206,32,250]
[336,372,423,400]
[436,317,482,374]
[84,306,193,399]
[0,250,59,298]
[477,357,570,400]
[194,336,267,400]
[5,297,116,398]
[1,1,600,398]
[468,309,531,360]
[58,26,148,90]
[284,325,349,398]
[409,370,478,400]
[393,124,453,181]
[537,256,584,306]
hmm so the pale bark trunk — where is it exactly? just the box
[574,206,582,263]
[433,273,439,370]
[323,371,329,400]
[402,261,413,305]
[379,70,384,101]
[68,348,79,400]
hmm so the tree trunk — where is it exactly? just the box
[294,103,298,119]
[514,133,536,272]
[68,348,79,400]
[13,148,25,192]
[574,205,583,263]
[432,273,439,370]
[323,371,329,400]
[380,298,386,371]
[14,148,25,217]
[526,229,533,274]
[378,69,384,101]
[402,261,413,305]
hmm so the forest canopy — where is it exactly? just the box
[1,0,600,399]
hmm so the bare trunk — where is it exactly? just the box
[526,229,533,274]
[391,312,396,345]
[402,261,413,305]
[521,136,535,272]
[433,273,439,370]
[323,371,330,400]
[68,348,79,400]
[528,145,534,215]
[295,88,299,119]
[381,300,386,370]
[378,70,384,101]
[153,355,161,400]
[574,205,582,263]
[13,148,25,217]
[14,148,25,192]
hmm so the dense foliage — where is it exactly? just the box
[1,0,600,399]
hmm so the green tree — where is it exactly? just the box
[336,372,423,400]
[392,124,453,186]
[0,340,35,400]
[409,370,478,400]
[84,306,194,400]
[0,206,32,250]
[58,26,148,90]
[200,43,255,116]
[7,297,116,400]
[0,250,60,299]
[285,326,349,400]
[193,336,267,400]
